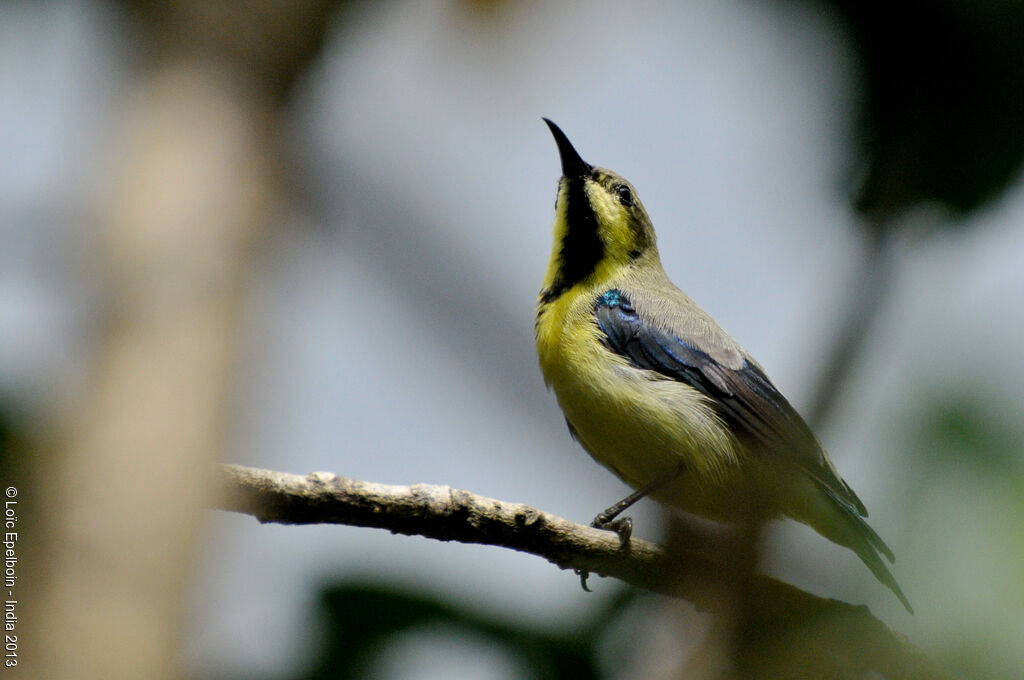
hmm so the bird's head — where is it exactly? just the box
[540,119,658,303]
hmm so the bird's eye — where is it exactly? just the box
[615,184,634,207]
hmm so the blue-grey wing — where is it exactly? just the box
[593,288,868,517]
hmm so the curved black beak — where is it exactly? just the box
[543,118,592,179]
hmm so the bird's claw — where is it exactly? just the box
[592,514,633,548]
[574,568,593,592]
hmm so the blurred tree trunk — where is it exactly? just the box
[22,2,336,677]
[24,62,272,679]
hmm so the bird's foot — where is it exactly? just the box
[591,514,633,548]
[575,515,632,593]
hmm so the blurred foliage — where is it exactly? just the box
[810,0,1024,221]
[289,581,636,680]
[798,0,1024,429]
[0,399,30,490]
[0,404,16,473]
[905,397,1024,680]
[918,398,1024,474]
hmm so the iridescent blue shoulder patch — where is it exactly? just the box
[598,289,622,307]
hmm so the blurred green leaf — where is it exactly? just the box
[918,398,1023,474]
[901,396,1024,680]
[294,581,636,680]
[812,0,1024,220]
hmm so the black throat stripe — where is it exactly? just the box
[543,177,603,303]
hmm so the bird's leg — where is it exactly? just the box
[591,462,686,545]
[576,463,685,592]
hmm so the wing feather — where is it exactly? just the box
[594,288,868,517]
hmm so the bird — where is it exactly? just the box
[534,118,911,613]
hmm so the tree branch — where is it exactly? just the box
[215,464,954,680]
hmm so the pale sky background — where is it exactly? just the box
[2,1,1023,678]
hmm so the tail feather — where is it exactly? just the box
[828,487,895,564]
[794,481,913,614]
[821,488,912,613]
